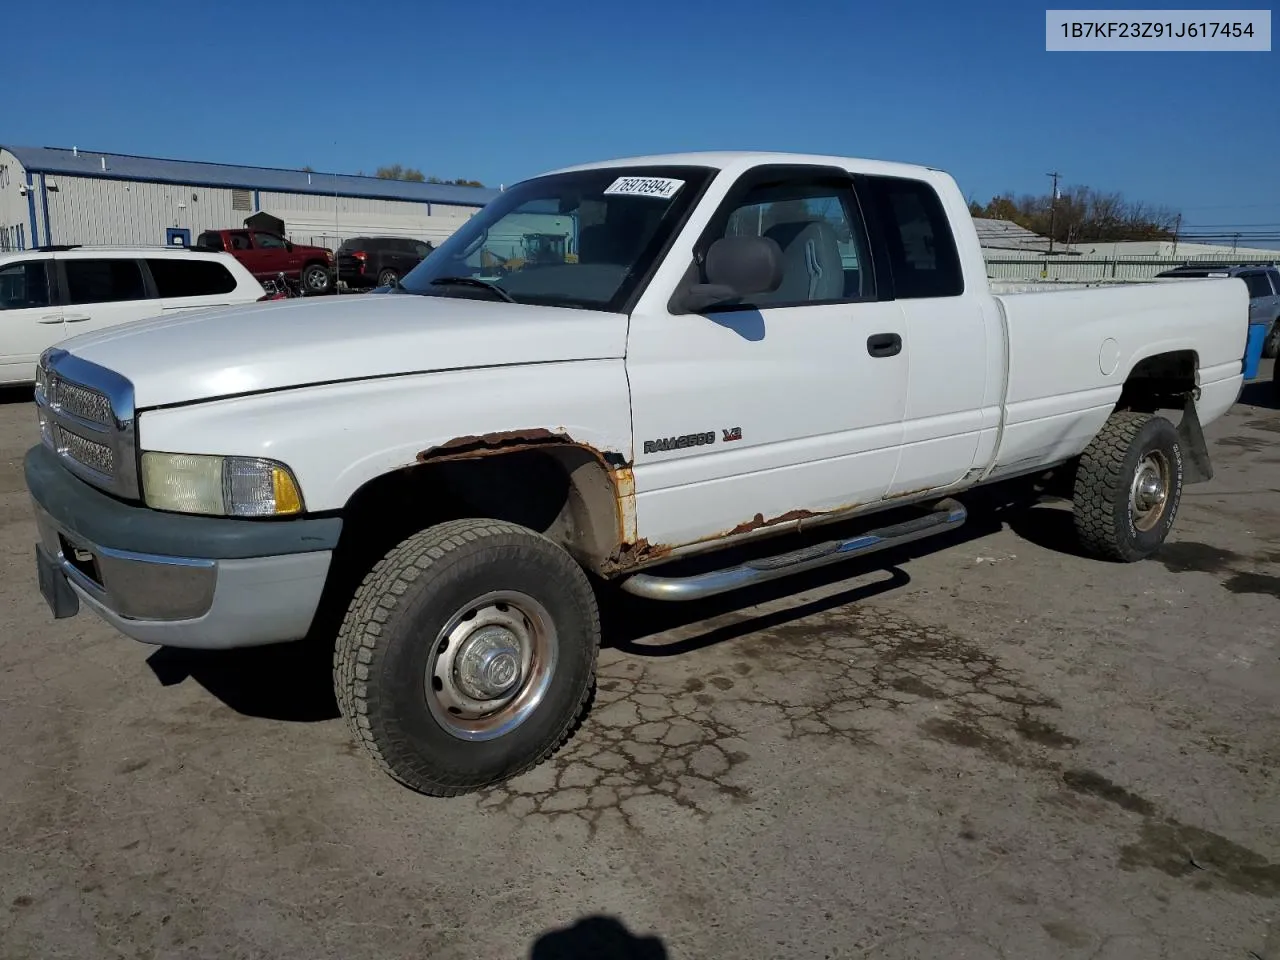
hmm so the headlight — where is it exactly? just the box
[140,452,304,517]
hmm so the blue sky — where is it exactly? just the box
[7,0,1278,239]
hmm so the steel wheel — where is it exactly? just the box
[303,265,330,292]
[1129,450,1171,532]
[425,590,558,742]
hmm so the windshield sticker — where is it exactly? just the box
[603,176,685,200]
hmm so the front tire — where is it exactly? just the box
[302,263,332,295]
[334,519,600,796]
[1072,411,1183,562]
[1263,321,1280,360]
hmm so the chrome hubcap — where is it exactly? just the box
[1130,451,1170,532]
[454,627,522,699]
[425,591,557,742]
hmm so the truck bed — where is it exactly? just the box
[984,276,1249,480]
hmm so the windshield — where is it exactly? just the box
[398,165,715,311]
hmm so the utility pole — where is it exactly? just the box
[1172,213,1181,257]
[1047,171,1061,255]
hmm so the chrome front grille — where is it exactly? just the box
[51,424,115,475]
[35,349,140,500]
[49,378,114,425]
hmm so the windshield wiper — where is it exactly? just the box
[427,276,516,303]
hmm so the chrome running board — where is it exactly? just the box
[619,499,967,601]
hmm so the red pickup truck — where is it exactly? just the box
[194,229,335,294]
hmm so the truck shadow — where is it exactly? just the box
[145,638,339,723]
[528,915,667,960]
[0,385,35,406]
[143,482,1071,722]
[1238,378,1278,411]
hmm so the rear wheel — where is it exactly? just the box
[333,519,600,796]
[377,268,399,288]
[1072,411,1183,562]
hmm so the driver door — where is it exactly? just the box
[625,165,910,549]
[250,232,295,275]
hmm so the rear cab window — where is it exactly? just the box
[64,259,149,304]
[861,176,964,299]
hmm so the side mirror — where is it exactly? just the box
[285,241,295,252]
[674,236,784,313]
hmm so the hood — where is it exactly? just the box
[60,293,629,408]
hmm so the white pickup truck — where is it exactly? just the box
[26,151,1248,796]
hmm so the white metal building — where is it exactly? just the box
[0,145,500,253]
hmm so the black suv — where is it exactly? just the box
[336,237,434,290]
[1155,264,1280,357]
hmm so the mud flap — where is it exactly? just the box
[1177,395,1213,484]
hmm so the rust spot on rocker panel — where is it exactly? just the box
[884,485,937,502]
[725,508,819,537]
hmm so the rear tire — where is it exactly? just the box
[1072,411,1183,562]
[377,268,399,287]
[333,519,600,796]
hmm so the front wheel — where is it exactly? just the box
[301,263,332,295]
[1072,411,1183,562]
[333,519,600,796]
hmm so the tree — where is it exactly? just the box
[301,165,314,173]
[970,185,1179,243]
[376,164,426,182]
[375,166,483,186]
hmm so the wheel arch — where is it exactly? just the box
[333,431,641,580]
[1117,348,1200,413]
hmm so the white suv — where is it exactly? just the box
[0,246,266,385]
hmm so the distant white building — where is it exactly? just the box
[0,145,499,253]
[1066,239,1279,260]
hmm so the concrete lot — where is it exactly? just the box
[1,368,1277,960]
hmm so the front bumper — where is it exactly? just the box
[25,444,343,650]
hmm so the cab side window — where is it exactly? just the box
[712,175,875,306]
[0,261,51,310]
[1242,273,1273,298]
[253,233,286,250]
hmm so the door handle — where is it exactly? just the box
[867,333,902,358]
[64,315,91,323]
[38,314,63,324]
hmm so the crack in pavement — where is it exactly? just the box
[481,605,1078,832]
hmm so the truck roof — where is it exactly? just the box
[547,150,948,181]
